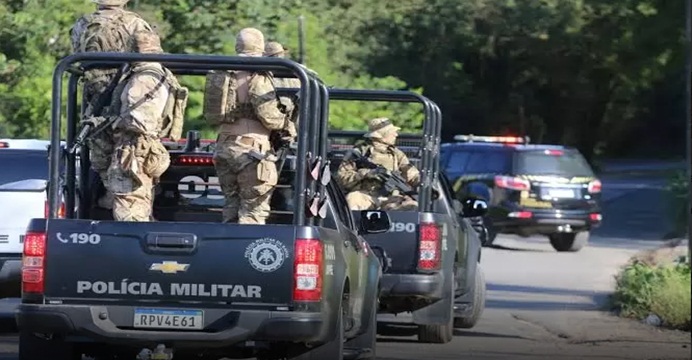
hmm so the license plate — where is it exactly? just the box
[546,189,575,198]
[133,308,203,330]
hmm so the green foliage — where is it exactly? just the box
[0,0,685,156]
[613,259,691,331]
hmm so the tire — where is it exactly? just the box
[290,301,345,360]
[19,331,79,360]
[417,280,455,344]
[549,231,589,252]
[454,263,486,329]
[344,290,378,359]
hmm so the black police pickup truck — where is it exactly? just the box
[442,135,603,252]
[322,89,488,344]
[18,53,387,360]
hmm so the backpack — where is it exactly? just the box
[78,10,140,53]
[158,67,189,141]
[77,10,143,109]
[203,70,239,126]
[106,65,189,141]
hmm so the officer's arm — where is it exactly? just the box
[336,159,370,191]
[121,71,168,136]
[128,16,156,36]
[248,75,289,132]
[396,151,421,187]
[69,18,87,53]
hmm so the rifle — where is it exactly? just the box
[68,63,130,155]
[347,148,418,200]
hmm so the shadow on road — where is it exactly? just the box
[485,283,610,311]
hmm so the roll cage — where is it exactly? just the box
[48,52,330,226]
[291,89,442,213]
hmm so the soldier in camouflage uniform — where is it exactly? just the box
[211,28,297,224]
[70,0,156,210]
[336,117,421,211]
[264,42,301,88]
[105,31,173,221]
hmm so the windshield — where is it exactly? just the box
[0,150,49,190]
[515,150,594,177]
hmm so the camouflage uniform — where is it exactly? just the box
[336,118,420,211]
[70,0,155,210]
[264,41,301,125]
[105,31,172,221]
[211,28,296,224]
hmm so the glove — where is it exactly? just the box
[366,167,390,180]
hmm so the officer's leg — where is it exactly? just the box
[237,158,278,224]
[111,169,153,222]
[381,195,418,211]
[214,158,241,223]
[346,191,377,210]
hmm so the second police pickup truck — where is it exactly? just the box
[323,89,489,344]
[18,53,388,360]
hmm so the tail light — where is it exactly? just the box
[495,175,530,191]
[590,213,603,222]
[22,232,46,294]
[587,180,602,193]
[293,238,323,301]
[44,200,65,218]
[173,155,215,166]
[417,223,441,271]
[508,211,533,219]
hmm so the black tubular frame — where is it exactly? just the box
[49,52,328,227]
[294,88,443,213]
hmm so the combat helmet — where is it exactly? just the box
[364,117,401,139]
[235,28,265,57]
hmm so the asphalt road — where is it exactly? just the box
[0,164,690,359]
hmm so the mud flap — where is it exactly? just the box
[411,269,454,326]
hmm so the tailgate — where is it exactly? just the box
[353,210,420,273]
[43,219,296,306]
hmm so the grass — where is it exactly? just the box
[612,257,691,331]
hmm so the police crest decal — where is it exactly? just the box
[245,238,289,273]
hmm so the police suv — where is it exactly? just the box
[442,135,602,252]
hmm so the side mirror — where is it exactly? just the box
[459,197,488,218]
[358,210,391,234]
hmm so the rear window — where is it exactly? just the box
[0,150,49,187]
[446,149,512,174]
[515,150,594,177]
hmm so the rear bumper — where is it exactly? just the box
[379,272,443,300]
[493,208,602,235]
[17,304,328,348]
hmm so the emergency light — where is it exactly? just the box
[453,134,530,144]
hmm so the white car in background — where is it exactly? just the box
[0,139,66,298]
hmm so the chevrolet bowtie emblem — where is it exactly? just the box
[149,261,190,274]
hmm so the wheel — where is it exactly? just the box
[549,231,589,252]
[417,280,454,344]
[454,263,486,329]
[19,331,80,360]
[344,289,378,359]
[289,301,344,360]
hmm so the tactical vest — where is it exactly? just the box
[107,64,188,140]
[203,70,255,126]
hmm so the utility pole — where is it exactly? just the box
[686,0,691,263]
[298,15,305,65]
